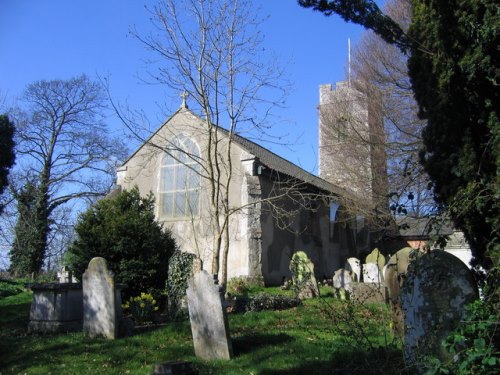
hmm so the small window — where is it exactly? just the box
[158,135,201,219]
[329,201,340,240]
[337,116,349,141]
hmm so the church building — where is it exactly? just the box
[116,83,381,285]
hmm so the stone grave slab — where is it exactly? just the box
[28,282,83,333]
[187,270,233,360]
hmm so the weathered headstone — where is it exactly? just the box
[82,257,123,339]
[365,248,386,277]
[384,247,416,337]
[400,250,478,367]
[290,251,320,299]
[345,257,361,282]
[362,262,382,283]
[332,268,353,300]
[186,270,233,360]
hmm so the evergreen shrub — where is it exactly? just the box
[66,187,177,301]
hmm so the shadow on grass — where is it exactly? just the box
[232,333,293,356]
[259,347,407,375]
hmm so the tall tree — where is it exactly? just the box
[0,114,15,215]
[348,0,434,218]
[9,182,44,276]
[299,0,499,269]
[119,0,290,286]
[10,75,126,275]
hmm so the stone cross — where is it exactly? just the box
[180,91,189,109]
[57,266,73,283]
[187,270,233,360]
[82,257,123,339]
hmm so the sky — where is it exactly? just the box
[0,0,368,175]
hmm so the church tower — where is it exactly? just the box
[318,81,388,214]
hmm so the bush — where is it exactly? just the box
[65,187,177,301]
[0,279,26,298]
[166,251,196,317]
[226,277,252,296]
[230,293,302,313]
[426,299,499,374]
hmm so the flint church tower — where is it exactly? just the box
[318,81,388,215]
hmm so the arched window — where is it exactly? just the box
[158,135,201,219]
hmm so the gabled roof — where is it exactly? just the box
[121,107,346,197]
[222,128,346,196]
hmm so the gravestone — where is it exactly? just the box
[186,270,233,360]
[350,282,387,304]
[82,257,123,339]
[384,247,416,337]
[365,248,386,277]
[332,268,353,300]
[400,250,478,367]
[362,263,382,283]
[290,251,320,299]
[345,257,361,282]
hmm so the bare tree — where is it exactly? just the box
[8,75,127,275]
[318,0,435,245]
[351,0,435,218]
[115,0,309,286]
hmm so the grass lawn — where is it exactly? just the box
[0,282,406,375]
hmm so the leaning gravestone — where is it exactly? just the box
[290,251,320,299]
[345,257,361,282]
[186,270,233,360]
[332,268,353,300]
[82,257,123,339]
[400,250,478,367]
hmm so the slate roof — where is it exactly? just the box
[223,128,346,196]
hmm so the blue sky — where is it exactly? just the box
[0,0,367,174]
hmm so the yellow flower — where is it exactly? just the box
[140,302,145,308]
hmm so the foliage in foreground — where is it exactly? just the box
[0,286,407,375]
[65,187,177,300]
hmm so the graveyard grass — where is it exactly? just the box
[0,283,405,375]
